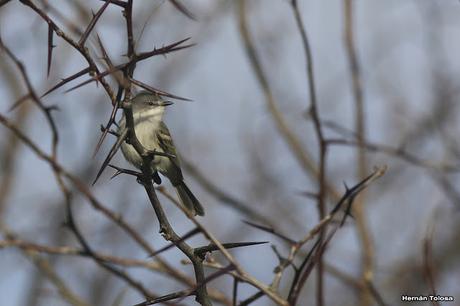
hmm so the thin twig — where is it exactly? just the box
[19,0,116,101]
[78,0,113,46]
[168,0,196,20]
[0,239,164,271]
[290,1,326,304]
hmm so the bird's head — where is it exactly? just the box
[131,91,173,119]
[132,91,173,108]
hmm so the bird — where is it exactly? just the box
[118,91,204,216]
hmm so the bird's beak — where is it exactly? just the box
[162,100,174,106]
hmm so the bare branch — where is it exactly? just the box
[41,67,91,97]
[242,221,296,245]
[78,0,113,46]
[19,0,116,101]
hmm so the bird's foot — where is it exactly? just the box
[152,171,162,184]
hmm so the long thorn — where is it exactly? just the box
[92,128,128,185]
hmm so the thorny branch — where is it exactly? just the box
[289,1,328,304]
[19,0,116,102]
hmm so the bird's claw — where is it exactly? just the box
[152,171,162,184]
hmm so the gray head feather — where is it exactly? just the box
[132,91,173,111]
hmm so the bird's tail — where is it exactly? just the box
[175,182,205,216]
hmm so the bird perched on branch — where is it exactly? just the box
[118,91,204,216]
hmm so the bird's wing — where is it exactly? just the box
[156,121,181,169]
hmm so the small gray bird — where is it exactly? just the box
[118,91,204,216]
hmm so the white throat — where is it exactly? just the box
[134,106,165,123]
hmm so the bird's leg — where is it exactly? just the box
[140,149,161,184]
[144,149,157,162]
